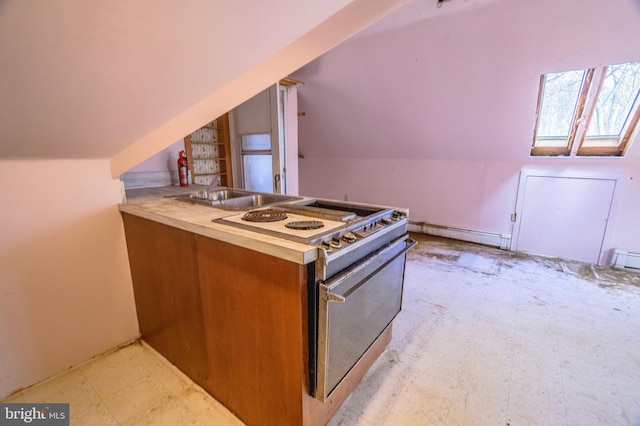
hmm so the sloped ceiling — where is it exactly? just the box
[292,0,640,162]
[0,0,410,175]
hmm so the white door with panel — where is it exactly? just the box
[514,174,617,265]
[229,84,298,194]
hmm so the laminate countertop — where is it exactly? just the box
[119,185,318,265]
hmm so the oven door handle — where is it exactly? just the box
[321,235,417,303]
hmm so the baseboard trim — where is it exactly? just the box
[409,222,511,250]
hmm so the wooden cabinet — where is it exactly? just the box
[195,234,309,425]
[121,214,208,384]
[121,213,389,426]
[184,113,233,187]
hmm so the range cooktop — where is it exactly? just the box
[212,198,406,248]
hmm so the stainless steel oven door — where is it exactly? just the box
[316,234,417,401]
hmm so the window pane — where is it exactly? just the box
[241,134,271,151]
[537,70,585,138]
[243,154,272,192]
[586,62,640,138]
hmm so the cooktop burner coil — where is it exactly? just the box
[285,220,325,230]
[242,209,288,223]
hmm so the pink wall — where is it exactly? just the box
[126,139,184,173]
[293,0,640,255]
[0,160,139,398]
[298,158,520,233]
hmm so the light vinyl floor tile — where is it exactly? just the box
[3,234,640,426]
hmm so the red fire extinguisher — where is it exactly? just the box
[178,151,189,187]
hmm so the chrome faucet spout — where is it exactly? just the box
[205,175,223,193]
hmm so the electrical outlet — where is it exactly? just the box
[511,213,517,222]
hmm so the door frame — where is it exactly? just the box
[511,166,625,266]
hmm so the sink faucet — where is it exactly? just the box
[206,175,223,193]
[188,176,223,201]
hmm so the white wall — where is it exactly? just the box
[293,0,640,257]
[0,160,138,398]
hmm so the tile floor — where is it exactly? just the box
[1,340,242,425]
[3,234,640,425]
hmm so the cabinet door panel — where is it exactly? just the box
[195,235,307,426]
[122,213,208,384]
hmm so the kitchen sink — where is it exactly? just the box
[205,189,252,201]
[174,187,302,211]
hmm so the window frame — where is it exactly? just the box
[531,63,640,158]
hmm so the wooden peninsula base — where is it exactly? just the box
[122,213,392,426]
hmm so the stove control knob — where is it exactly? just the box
[342,232,356,243]
[321,241,333,253]
[381,217,392,226]
[392,210,407,221]
[330,238,343,249]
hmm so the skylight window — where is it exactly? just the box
[531,61,640,157]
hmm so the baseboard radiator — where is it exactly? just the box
[611,249,640,270]
[409,221,511,250]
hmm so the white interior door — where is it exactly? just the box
[229,85,285,193]
[514,174,617,264]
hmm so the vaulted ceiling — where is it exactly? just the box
[0,0,411,175]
